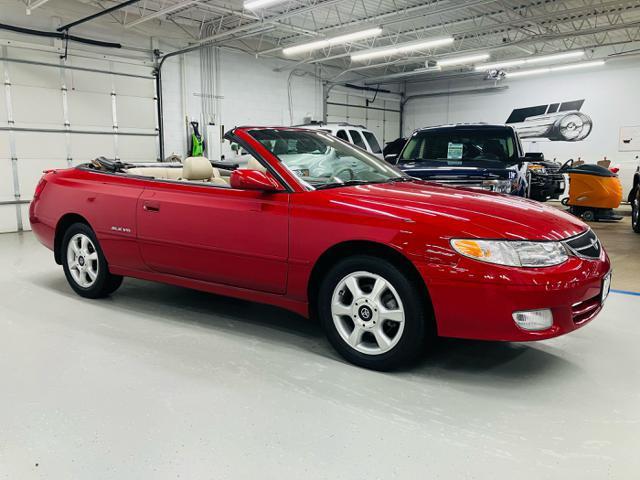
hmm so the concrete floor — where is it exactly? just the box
[1,228,639,479]
[587,216,638,291]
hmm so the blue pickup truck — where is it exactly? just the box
[393,124,530,195]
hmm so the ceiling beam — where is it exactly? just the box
[26,0,52,15]
[125,0,199,28]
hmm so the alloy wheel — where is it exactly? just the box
[331,271,405,355]
[66,233,100,288]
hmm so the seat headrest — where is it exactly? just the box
[246,156,267,172]
[183,156,213,180]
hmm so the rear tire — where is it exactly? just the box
[61,223,123,298]
[632,198,640,234]
[317,255,429,370]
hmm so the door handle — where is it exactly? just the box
[143,201,160,212]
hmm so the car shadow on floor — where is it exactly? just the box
[36,274,579,383]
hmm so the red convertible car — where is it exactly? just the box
[30,127,611,370]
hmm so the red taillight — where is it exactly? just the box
[33,177,48,200]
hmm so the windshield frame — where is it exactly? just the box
[245,127,409,191]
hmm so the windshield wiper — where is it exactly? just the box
[386,176,414,183]
[315,179,380,190]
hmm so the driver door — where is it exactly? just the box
[136,174,289,295]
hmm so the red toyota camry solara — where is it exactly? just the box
[30,126,611,370]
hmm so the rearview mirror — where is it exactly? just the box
[230,169,283,192]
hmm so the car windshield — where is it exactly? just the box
[399,129,518,165]
[247,128,407,189]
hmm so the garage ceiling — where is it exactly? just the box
[18,0,640,81]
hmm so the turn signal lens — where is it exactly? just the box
[451,239,486,258]
[450,239,568,267]
[512,309,553,331]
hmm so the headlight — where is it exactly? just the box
[481,179,511,193]
[528,165,546,174]
[450,239,568,267]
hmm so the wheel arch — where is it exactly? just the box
[53,213,91,264]
[307,240,435,330]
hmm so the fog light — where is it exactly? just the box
[512,309,553,331]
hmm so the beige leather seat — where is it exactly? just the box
[126,167,183,180]
[246,156,267,172]
[127,157,228,187]
[182,156,228,187]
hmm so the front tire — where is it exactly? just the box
[317,255,429,370]
[61,223,123,298]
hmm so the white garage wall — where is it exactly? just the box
[160,47,323,160]
[403,59,640,193]
[0,44,158,233]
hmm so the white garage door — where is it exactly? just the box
[326,87,401,146]
[0,45,158,233]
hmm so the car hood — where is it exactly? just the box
[327,180,587,241]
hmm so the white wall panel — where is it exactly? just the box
[0,158,14,201]
[21,203,31,231]
[11,85,64,127]
[19,158,68,199]
[0,132,9,159]
[0,205,17,233]
[13,133,66,198]
[0,83,6,125]
[327,103,347,118]
[14,132,66,159]
[67,91,113,128]
[116,95,156,130]
[6,49,60,89]
[68,69,113,94]
[159,56,186,157]
[70,134,115,163]
[114,75,154,98]
[118,135,157,162]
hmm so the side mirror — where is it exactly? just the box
[384,154,398,164]
[230,169,283,192]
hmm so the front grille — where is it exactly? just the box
[572,295,601,324]
[563,229,601,259]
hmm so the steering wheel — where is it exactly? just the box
[559,158,574,171]
[333,167,355,182]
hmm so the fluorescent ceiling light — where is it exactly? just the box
[351,37,454,62]
[475,50,585,71]
[283,28,383,56]
[526,50,585,64]
[506,60,605,78]
[436,53,490,67]
[244,0,286,10]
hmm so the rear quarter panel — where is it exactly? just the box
[30,168,146,270]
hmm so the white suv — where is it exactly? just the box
[295,122,383,159]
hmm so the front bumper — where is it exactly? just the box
[419,251,611,342]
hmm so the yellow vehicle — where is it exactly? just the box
[560,160,623,221]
